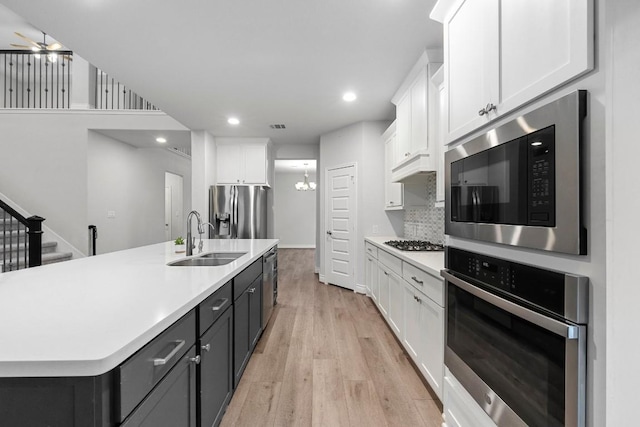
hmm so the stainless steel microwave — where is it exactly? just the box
[445,91,587,255]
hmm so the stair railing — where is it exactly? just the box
[0,199,44,272]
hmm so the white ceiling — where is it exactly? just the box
[0,0,442,146]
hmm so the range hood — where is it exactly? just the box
[391,150,436,184]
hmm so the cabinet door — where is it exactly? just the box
[387,271,404,339]
[402,284,420,362]
[499,0,593,113]
[248,277,263,348]
[366,255,379,303]
[217,144,242,184]
[418,295,444,399]
[242,145,267,184]
[233,289,251,387]
[410,68,428,154]
[121,347,197,427]
[199,308,233,427]
[395,93,412,163]
[377,264,389,317]
[384,134,403,209]
[445,0,499,141]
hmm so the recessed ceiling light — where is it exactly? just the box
[228,117,240,125]
[156,137,167,143]
[343,92,357,102]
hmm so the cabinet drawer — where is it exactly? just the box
[403,261,444,306]
[365,242,378,259]
[234,258,262,300]
[117,310,196,422]
[378,249,402,277]
[199,280,232,335]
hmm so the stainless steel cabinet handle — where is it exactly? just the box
[201,343,211,352]
[153,340,186,366]
[211,298,229,311]
[411,276,424,286]
[248,287,256,294]
[486,103,497,113]
[384,271,388,276]
[478,107,487,116]
[189,355,201,365]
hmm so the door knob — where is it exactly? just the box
[326,230,333,236]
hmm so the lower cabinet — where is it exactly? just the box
[199,306,233,427]
[443,370,496,427]
[233,275,263,387]
[365,240,445,400]
[122,346,198,427]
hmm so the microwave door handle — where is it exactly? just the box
[441,269,579,338]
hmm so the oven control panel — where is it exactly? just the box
[447,247,566,316]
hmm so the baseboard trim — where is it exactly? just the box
[278,244,316,249]
[355,284,367,295]
[319,274,326,284]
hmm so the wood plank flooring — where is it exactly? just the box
[220,249,442,427]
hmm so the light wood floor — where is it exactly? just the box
[220,249,443,427]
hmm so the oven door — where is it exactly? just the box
[441,270,586,427]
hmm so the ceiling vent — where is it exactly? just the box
[270,124,286,129]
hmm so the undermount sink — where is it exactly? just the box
[168,252,247,267]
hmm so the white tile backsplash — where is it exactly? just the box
[403,174,444,244]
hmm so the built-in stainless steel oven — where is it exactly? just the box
[445,90,587,255]
[441,247,588,427]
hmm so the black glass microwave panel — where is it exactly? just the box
[450,126,556,227]
[448,284,566,427]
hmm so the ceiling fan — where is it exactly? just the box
[9,31,71,61]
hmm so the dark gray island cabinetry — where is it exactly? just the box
[0,242,276,427]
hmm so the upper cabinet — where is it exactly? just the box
[431,0,594,144]
[390,50,443,183]
[216,138,272,186]
[382,122,404,210]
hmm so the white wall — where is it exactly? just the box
[87,132,191,254]
[273,171,316,248]
[319,121,405,291]
[0,110,188,254]
[191,130,217,224]
[606,0,640,424]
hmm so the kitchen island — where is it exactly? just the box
[0,238,278,426]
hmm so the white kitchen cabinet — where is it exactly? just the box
[390,50,442,183]
[387,269,404,339]
[432,0,594,144]
[430,64,446,204]
[443,370,496,427]
[365,254,379,304]
[402,276,444,399]
[383,122,404,210]
[377,263,389,318]
[216,140,271,186]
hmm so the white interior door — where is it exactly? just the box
[164,186,172,241]
[324,165,356,290]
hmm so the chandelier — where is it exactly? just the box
[295,169,316,191]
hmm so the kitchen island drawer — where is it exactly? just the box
[403,261,443,306]
[117,309,196,422]
[199,280,232,334]
[233,258,262,300]
[378,249,402,277]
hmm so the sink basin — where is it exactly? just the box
[168,252,247,267]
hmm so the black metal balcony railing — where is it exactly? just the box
[0,199,44,273]
[94,68,159,110]
[0,50,73,109]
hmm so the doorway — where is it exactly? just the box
[273,159,317,248]
[165,172,184,241]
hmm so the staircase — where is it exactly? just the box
[1,218,73,273]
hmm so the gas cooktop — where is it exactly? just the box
[384,240,445,252]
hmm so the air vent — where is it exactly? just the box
[166,147,191,159]
[270,124,286,129]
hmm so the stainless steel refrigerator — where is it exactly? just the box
[209,185,268,239]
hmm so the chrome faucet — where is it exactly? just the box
[186,210,202,256]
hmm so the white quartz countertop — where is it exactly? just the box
[0,239,278,378]
[365,236,444,277]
